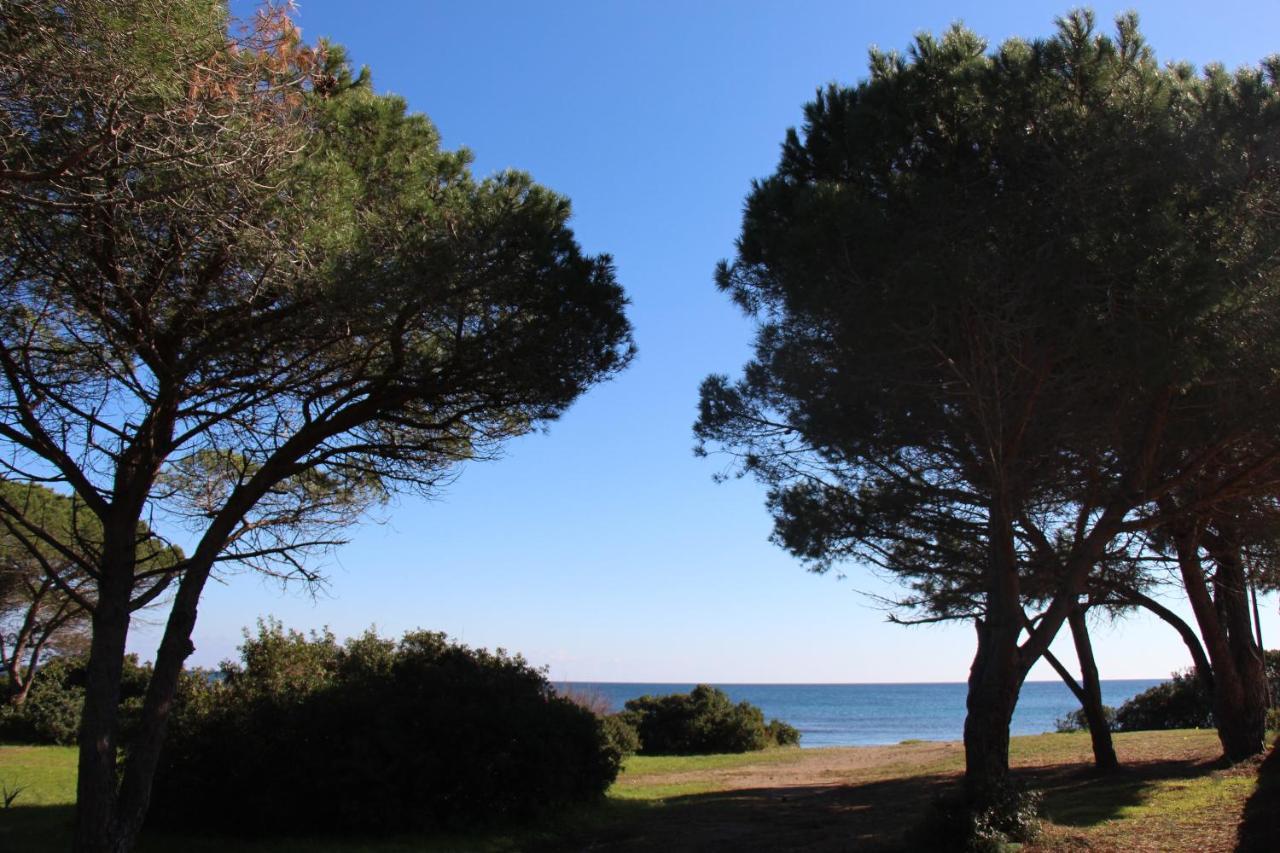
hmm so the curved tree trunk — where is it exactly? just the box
[1068,606,1119,770]
[1113,585,1215,695]
[1040,609,1119,771]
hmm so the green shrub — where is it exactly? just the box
[1112,652,1280,733]
[766,717,801,747]
[623,684,799,755]
[0,654,151,745]
[1114,670,1213,732]
[1053,705,1115,734]
[149,621,622,835]
[602,712,641,759]
[912,783,1043,852]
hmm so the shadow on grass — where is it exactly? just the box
[544,754,1229,853]
[1024,755,1227,828]
[0,803,74,852]
[135,798,659,853]
[1235,739,1280,852]
[538,773,958,852]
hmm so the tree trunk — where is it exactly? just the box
[1068,606,1119,771]
[1174,523,1267,762]
[73,566,132,853]
[963,502,1025,806]
[1117,585,1215,695]
[1208,531,1268,758]
[109,562,212,849]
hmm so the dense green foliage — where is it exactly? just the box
[767,717,802,747]
[0,655,151,745]
[602,712,643,757]
[1115,671,1215,732]
[696,6,1280,803]
[148,622,622,835]
[1114,653,1280,733]
[621,685,800,755]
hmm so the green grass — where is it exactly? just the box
[618,746,809,778]
[0,745,79,852]
[0,733,1266,852]
[0,744,77,806]
[607,746,810,800]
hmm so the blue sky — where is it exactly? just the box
[145,0,1280,682]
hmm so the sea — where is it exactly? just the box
[562,680,1164,748]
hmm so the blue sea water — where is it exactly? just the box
[564,680,1164,748]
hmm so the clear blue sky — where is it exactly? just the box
[138,0,1280,683]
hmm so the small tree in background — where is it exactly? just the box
[1,481,179,705]
[622,684,799,754]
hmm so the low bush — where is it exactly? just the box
[1114,651,1280,734]
[912,783,1043,852]
[602,712,642,758]
[767,717,802,746]
[1054,705,1116,734]
[0,654,151,745]
[149,620,622,835]
[1114,669,1214,732]
[622,684,799,755]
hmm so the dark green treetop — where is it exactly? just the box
[697,10,1280,805]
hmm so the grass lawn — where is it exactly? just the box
[2,731,1275,851]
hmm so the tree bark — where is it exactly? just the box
[1115,585,1215,694]
[1068,606,1119,771]
[1206,528,1268,758]
[963,502,1025,806]
[1174,523,1267,761]
[73,552,132,853]
[109,561,213,849]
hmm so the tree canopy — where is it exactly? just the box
[697,11,1280,806]
[0,1,633,849]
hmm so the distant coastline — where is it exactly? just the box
[561,680,1164,748]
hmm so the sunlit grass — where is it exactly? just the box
[0,744,77,806]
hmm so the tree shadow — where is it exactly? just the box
[545,754,1229,852]
[0,803,74,852]
[1023,755,1227,828]
[1235,739,1280,852]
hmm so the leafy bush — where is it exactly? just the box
[1054,705,1115,734]
[149,621,622,835]
[602,712,642,758]
[912,783,1043,852]
[1114,669,1213,732]
[767,717,801,746]
[0,654,151,745]
[622,684,799,755]
[1113,651,1280,733]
